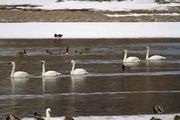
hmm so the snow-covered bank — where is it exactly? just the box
[23,114,180,120]
[105,13,180,17]
[0,0,180,11]
[0,22,180,39]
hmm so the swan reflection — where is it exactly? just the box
[11,77,29,94]
[146,60,164,66]
[71,75,86,91]
[42,77,59,93]
[71,75,86,81]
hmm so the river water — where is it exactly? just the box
[0,38,180,119]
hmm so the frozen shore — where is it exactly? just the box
[22,114,180,120]
[0,22,180,39]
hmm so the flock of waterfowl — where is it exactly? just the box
[123,46,166,63]
[6,108,75,120]
[9,59,88,78]
[9,46,166,78]
[5,107,180,120]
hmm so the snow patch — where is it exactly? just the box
[105,13,180,17]
[0,22,179,39]
[22,114,180,120]
[0,0,180,11]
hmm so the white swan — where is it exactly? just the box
[45,108,51,120]
[9,61,29,78]
[123,49,140,63]
[41,60,61,77]
[70,60,88,75]
[146,46,166,61]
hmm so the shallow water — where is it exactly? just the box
[0,38,180,119]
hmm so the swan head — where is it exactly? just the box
[9,61,15,65]
[146,46,149,49]
[40,60,45,64]
[71,60,75,64]
[46,108,51,113]
[124,49,127,53]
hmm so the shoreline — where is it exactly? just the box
[0,9,180,22]
[0,38,180,40]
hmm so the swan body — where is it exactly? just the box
[71,60,88,75]
[34,108,51,120]
[43,71,61,77]
[41,60,61,77]
[123,49,140,63]
[9,61,29,78]
[146,46,166,61]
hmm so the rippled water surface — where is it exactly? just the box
[0,38,180,119]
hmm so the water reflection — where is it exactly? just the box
[42,77,60,93]
[146,60,164,66]
[123,62,139,67]
[71,75,86,81]
[71,75,86,91]
[11,77,29,94]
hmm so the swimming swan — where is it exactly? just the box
[40,60,61,77]
[146,46,166,61]
[45,108,51,120]
[123,49,140,63]
[9,61,29,78]
[70,60,88,75]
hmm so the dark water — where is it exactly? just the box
[0,38,180,119]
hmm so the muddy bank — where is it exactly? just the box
[0,6,180,22]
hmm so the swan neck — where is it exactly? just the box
[123,51,127,62]
[11,63,15,77]
[146,47,149,59]
[46,110,51,120]
[71,62,75,74]
[42,62,45,76]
